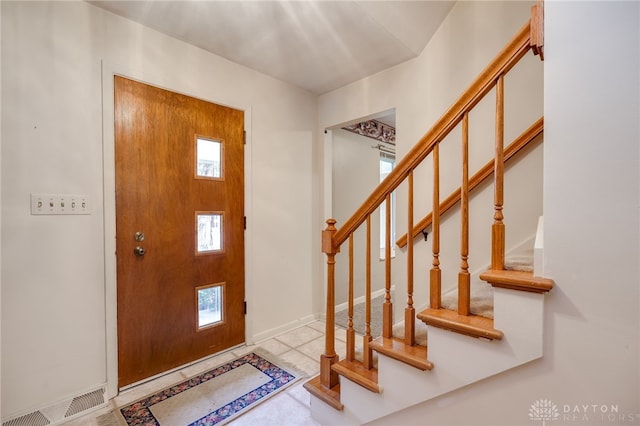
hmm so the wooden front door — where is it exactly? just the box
[114,76,245,387]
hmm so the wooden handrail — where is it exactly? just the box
[396,117,544,248]
[331,21,532,248]
[531,0,545,60]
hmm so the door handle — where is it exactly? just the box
[134,246,146,257]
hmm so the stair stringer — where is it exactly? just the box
[309,287,546,425]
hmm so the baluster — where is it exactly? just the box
[363,215,374,369]
[405,170,416,346]
[459,113,471,316]
[383,193,393,338]
[430,144,442,309]
[321,219,339,388]
[346,233,355,361]
[492,75,505,270]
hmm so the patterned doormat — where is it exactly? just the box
[100,350,303,426]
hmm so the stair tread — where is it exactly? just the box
[332,359,380,393]
[504,258,533,271]
[480,269,554,293]
[304,375,343,411]
[417,308,504,340]
[441,280,494,319]
[504,250,534,272]
[370,336,433,371]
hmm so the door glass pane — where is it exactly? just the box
[196,137,222,178]
[197,284,223,328]
[197,213,223,253]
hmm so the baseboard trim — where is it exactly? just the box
[334,286,395,313]
[252,313,321,343]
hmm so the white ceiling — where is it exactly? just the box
[89,0,455,94]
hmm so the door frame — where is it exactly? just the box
[101,61,254,399]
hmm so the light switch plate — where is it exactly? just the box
[31,194,91,215]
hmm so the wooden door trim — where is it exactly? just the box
[101,63,253,397]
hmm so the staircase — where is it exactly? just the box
[305,5,553,425]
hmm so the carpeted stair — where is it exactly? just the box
[441,248,534,319]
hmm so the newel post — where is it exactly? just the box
[321,219,340,389]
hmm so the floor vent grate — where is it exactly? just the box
[2,411,50,426]
[3,385,107,426]
[64,388,106,418]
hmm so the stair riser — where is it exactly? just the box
[341,379,390,424]
[310,397,356,426]
[494,287,545,353]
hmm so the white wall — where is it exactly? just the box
[367,1,640,424]
[3,0,637,423]
[319,1,543,322]
[1,1,318,418]
[0,2,3,421]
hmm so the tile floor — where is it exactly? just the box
[65,321,354,426]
